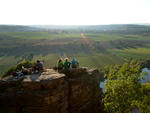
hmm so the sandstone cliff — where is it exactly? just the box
[0,68,104,113]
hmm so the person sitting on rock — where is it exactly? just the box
[71,58,79,68]
[64,58,71,70]
[33,60,44,73]
[57,58,64,72]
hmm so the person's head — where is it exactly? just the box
[65,58,69,62]
[58,58,63,63]
[37,60,40,63]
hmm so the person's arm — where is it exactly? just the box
[61,62,64,67]
[69,62,71,67]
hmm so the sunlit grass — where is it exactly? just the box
[109,48,150,59]
[123,34,150,41]
[0,32,82,40]
[86,33,124,41]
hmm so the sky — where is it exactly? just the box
[0,0,150,25]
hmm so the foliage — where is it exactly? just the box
[138,84,150,113]
[3,60,35,77]
[103,60,143,113]
[141,59,150,69]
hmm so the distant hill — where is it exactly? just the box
[30,24,150,32]
[0,25,43,32]
[0,24,150,33]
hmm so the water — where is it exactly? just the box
[100,68,150,92]
[141,68,150,83]
[100,79,107,92]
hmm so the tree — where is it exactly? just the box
[138,83,150,113]
[103,60,143,113]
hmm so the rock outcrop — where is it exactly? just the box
[0,68,104,113]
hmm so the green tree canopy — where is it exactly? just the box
[103,60,143,113]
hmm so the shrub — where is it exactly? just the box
[3,60,35,77]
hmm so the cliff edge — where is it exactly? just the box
[0,68,104,113]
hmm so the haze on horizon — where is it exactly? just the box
[0,0,150,25]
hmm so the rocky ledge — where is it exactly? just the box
[0,68,104,113]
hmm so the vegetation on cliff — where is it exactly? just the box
[3,60,35,77]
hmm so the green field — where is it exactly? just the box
[0,32,82,40]
[1,24,150,75]
[109,48,150,59]
[86,33,124,41]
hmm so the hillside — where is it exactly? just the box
[31,24,150,32]
[0,24,150,75]
[0,25,43,32]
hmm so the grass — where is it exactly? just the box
[31,53,124,68]
[86,33,124,41]
[0,53,124,75]
[85,33,150,42]
[2,32,150,43]
[109,48,150,59]
[1,31,150,75]
[0,56,20,75]
[121,48,150,54]
[0,32,83,40]
[77,53,123,68]
[123,34,150,41]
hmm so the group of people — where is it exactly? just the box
[10,60,44,78]
[33,58,79,73]
[9,58,79,78]
[57,58,79,71]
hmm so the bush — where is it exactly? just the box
[3,60,35,77]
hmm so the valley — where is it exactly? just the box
[0,24,150,75]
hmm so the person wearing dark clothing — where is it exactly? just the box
[33,60,43,72]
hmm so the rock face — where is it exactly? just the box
[0,68,104,113]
